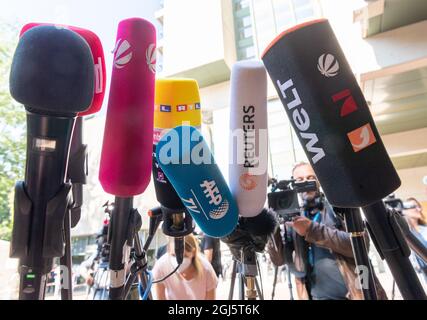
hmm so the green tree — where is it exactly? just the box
[0,24,25,240]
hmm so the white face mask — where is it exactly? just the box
[169,255,192,273]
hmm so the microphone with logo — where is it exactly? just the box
[152,79,202,265]
[19,22,106,300]
[9,25,94,300]
[222,61,276,299]
[99,18,156,300]
[156,125,239,238]
[262,19,426,300]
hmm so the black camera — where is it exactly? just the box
[268,178,318,221]
[383,194,416,212]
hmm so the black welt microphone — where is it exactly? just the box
[9,25,94,300]
[262,19,425,300]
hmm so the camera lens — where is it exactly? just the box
[278,197,292,210]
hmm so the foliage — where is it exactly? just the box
[0,24,25,240]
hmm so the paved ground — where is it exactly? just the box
[45,264,420,300]
[2,241,427,300]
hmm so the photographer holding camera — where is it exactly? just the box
[279,162,386,300]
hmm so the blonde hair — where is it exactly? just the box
[168,234,203,278]
[184,234,203,278]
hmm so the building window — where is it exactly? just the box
[245,46,256,58]
[295,6,314,22]
[235,0,250,11]
[292,0,310,6]
[252,0,320,57]
[233,0,256,61]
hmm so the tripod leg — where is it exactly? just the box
[255,277,264,300]
[287,267,294,300]
[271,265,278,300]
[60,210,73,300]
[363,202,426,300]
[341,208,378,300]
[228,260,237,300]
[239,272,245,300]
[391,280,396,300]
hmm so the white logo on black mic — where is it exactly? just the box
[113,39,132,69]
[317,53,339,77]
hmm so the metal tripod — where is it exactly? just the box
[228,250,264,300]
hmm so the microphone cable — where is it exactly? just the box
[138,263,181,300]
[138,270,153,300]
[152,263,181,284]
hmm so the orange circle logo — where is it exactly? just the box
[239,173,257,191]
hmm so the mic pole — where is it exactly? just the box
[337,208,378,300]
[108,196,133,300]
[60,206,73,300]
[67,117,87,228]
[162,207,194,264]
[16,114,75,300]
[363,201,426,299]
[123,207,162,300]
[59,116,86,300]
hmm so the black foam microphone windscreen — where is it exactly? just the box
[10,25,94,115]
[261,19,400,208]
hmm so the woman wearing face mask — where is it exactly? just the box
[152,234,218,300]
[403,197,427,285]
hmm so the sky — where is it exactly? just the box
[0,0,161,115]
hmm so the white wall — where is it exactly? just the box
[162,0,235,75]
[396,166,427,203]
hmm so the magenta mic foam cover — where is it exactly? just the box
[99,18,156,197]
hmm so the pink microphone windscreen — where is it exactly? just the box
[20,23,106,116]
[99,18,156,197]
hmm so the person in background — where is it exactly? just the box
[152,234,218,300]
[201,234,223,278]
[403,197,427,284]
[284,161,387,300]
[78,222,110,300]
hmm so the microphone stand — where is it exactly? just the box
[11,113,76,300]
[59,117,88,300]
[60,208,73,300]
[67,117,88,228]
[108,196,135,300]
[228,248,264,300]
[335,208,378,300]
[122,207,163,300]
[363,201,426,300]
[161,207,195,265]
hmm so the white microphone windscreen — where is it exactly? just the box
[229,60,268,217]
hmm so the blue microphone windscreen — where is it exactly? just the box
[156,125,238,237]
